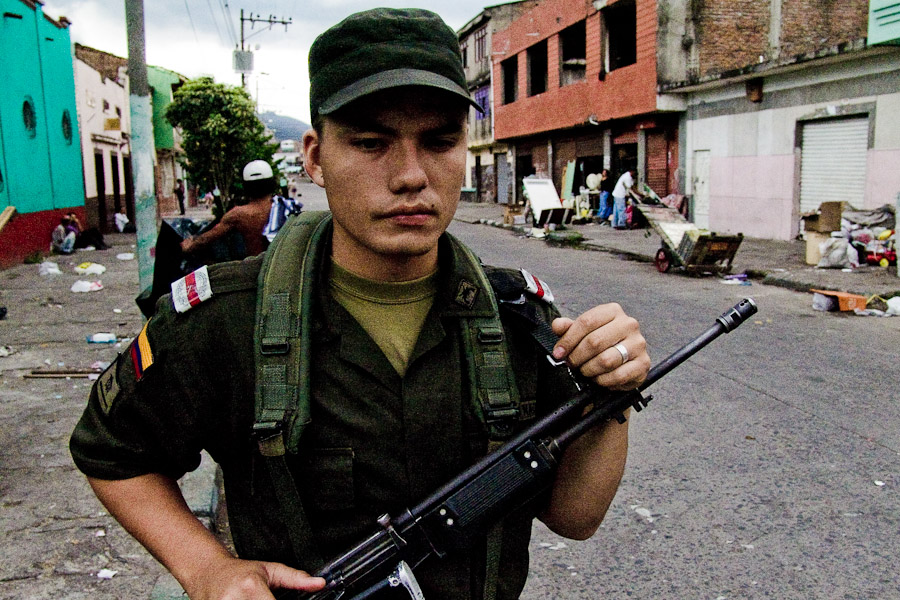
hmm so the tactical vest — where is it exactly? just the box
[251,211,546,597]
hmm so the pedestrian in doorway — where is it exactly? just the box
[597,168,614,223]
[174,178,186,215]
[70,8,650,600]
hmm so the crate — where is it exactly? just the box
[810,289,867,312]
[676,230,744,273]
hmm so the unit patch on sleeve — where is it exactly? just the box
[130,320,155,381]
[520,269,554,304]
[96,359,121,414]
[171,266,213,313]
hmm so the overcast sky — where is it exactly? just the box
[40,1,497,123]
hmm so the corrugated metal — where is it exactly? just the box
[799,118,869,214]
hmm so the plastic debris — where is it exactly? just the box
[116,253,134,261]
[75,262,106,275]
[71,280,103,293]
[875,480,886,487]
[96,569,117,580]
[886,297,900,316]
[87,333,116,343]
[39,262,62,276]
[0,346,15,357]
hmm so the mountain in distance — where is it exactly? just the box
[258,111,311,142]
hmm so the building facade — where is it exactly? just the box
[660,0,900,240]
[147,66,187,215]
[73,44,133,232]
[458,0,539,203]
[492,0,685,205]
[0,0,85,265]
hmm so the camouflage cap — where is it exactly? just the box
[308,8,480,121]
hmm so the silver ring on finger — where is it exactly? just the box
[613,343,629,366]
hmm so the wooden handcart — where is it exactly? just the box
[632,201,744,274]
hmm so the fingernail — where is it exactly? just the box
[553,346,565,359]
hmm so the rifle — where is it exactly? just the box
[292,298,758,600]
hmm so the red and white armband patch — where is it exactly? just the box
[520,269,554,304]
[171,266,213,313]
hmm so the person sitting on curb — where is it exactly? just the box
[51,216,76,254]
[180,160,276,258]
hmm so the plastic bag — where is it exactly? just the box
[75,262,106,275]
[39,262,62,276]
[886,297,900,317]
[817,238,857,269]
[71,280,104,293]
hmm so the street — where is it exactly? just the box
[0,181,896,599]
[447,220,899,599]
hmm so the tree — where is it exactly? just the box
[165,77,279,217]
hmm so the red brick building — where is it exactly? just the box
[491,0,683,204]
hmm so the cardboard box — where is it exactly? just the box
[810,289,867,312]
[503,204,525,225]
[803,201,846,233]
[805,231,831,265]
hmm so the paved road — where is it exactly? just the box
[447,218,899,599]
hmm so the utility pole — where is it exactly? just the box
[237,9,292,87]
[124,0,157,294]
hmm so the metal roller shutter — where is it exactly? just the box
[799,117,869,214]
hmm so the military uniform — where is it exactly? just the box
[70,225,578,600]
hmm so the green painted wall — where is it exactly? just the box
[147,66,181,151]
[0,0,83,214]
[0,0,53,212]
[38,12,85,210]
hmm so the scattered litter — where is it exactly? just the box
[96,569,117,580]
[87,333,116,344]
[875,480,886,487]
[887,297,900,316]
[0,346,15,357]
[633,506,655,522]
[116,253,134,261]
[113,308,122,314]
[95,529,106,537]
[720,278,751,286]
[24,369,100,379]
[854,308,890,317]
[91,361,111,370]
[538,541,568,550]
[811,289,866,312]
[39,261,62,276]
[71,280,103,293]
[75,262,106,275]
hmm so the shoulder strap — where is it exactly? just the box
[253,210,331,571]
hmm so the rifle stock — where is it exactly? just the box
[293,298,758,600]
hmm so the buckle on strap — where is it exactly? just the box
[253,422,286,457]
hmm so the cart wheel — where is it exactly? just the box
[655,248,673,273]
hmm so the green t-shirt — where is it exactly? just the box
[329,259,438,376]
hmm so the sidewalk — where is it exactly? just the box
[452,201,900,300]
[0,232,212,599]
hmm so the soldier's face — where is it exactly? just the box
[304,88,468,280]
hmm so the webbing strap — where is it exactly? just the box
[483,521,503,600]
[262,452,324,571]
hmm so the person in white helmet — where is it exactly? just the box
[181,160,277,257]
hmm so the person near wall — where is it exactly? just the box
[597,168,615,224]
[611,168,644,230]
[174,179,186,215]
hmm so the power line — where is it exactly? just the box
[183,0,200,43]
[205,0,227,46]
[220,0,238,47]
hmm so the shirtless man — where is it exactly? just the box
[180,160,274,257]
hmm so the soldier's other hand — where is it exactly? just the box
[186,555,325,599]
[551,303,649,391]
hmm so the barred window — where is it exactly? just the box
[474,27,487,62]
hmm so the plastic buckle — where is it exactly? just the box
[260,338,290,355]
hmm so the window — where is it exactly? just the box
[604,0,637,72]
[474,27,488,62]
[527,40,547,96]
[460,40,468,67]
[502,56,518,104]
[22,97,37,138]
[474,86,490,120]
[62,110,73,145]
[559,20,587,85]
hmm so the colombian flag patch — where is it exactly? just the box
[130,320,154,381]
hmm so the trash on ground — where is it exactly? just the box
[91,360,111,370]
[96,569,117,580]
[721,278,751,286]
[0,346,15,357]
[75,262,106,275]
[811,289,866,312]
[116,252,134,261]
[39,261,62,276]
[875,480,886,487]
[113,308,122,313]
[886,297,900,316]
[71,280,103,293]
[24,368,100,379]
[87,333,116,343]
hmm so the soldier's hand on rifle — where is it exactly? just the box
[184,555,325,600]
[551,303,649,391]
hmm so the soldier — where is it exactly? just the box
[70,8,650,600]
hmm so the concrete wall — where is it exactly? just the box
[682,49,900,240]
